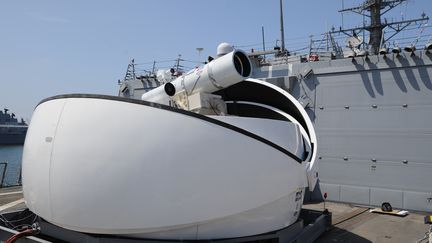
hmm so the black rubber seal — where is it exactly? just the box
[38,94,303,163]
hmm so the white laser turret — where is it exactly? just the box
[141,50,251,105]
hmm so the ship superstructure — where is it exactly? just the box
[118,0,432,212]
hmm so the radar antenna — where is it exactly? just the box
[335,0,429,54]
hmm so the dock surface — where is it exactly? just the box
[0,187,429,242]
[304,201,430,243]
[0,186,25,213]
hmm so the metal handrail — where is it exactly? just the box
[17,167,22,186]
[0,162,8,188]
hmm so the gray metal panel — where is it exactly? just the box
[318,183,341,201]
[340,185,370,205]
[317,108,432,133]
[255,65,289,79]
[316,70,432,108]
[370,187,403,209]
[123,50,432,212]
[318,153,431,192]
[265,77,291,91]
[278,53,432,212]
[319,182,432,211]
[404,191,432,212]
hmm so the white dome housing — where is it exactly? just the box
[22,47,318,240]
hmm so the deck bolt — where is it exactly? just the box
[402,104,408,108]
[319,106,324,110]
[372,104,378,108]
[343,156,348,161]
[344,106,350,109]
[371,158,377,162]
[402,160,408,164]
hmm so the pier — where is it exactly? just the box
[0,188,428,242]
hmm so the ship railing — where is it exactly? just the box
[300,22,432,58]
[252,29,431,65]
[120,23,432,76]
[0,125,28,128]
[0,161,22,188]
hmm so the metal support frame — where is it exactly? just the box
[0,209,331,243]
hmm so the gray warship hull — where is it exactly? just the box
[118,52,432,212]
[0,109,28,145]
[117,0,432,213]
[255,51,432,212]
[0,127,27,145]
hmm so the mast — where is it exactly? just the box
[336,0,429,55]
[123,59,136,81]
[369,0,383,54]
[279,0,286,53]
[175,55,182,73]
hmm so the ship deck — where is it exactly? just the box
[303,201,430,242]
[0,187,429,242]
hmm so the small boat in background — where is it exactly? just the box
[0,108,27,145]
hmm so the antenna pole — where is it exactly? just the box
[279,0,286,52]
[131,59,136,80]
[369,0,383,54]
[262,26,266,58]
[152,61,156,75]
[341,0,344,28]
[196,48,204,63]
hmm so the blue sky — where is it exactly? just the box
[1,0,431,120]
